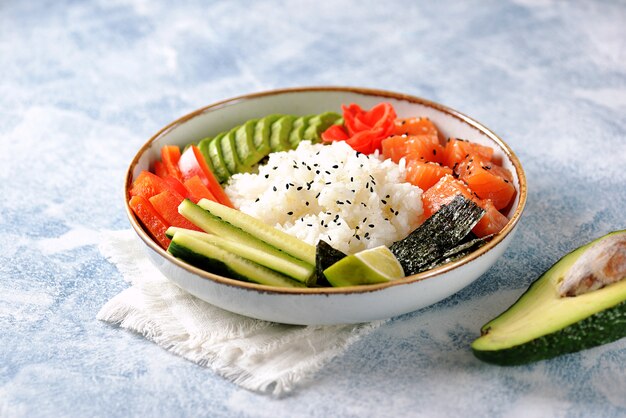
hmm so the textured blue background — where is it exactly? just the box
[1,0,625,416]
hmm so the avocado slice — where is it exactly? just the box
[234,118,263,169]
[219,129,244,174]
[288,115,313,149]
[197,137,215,174]
[207,133,231,183]
[302,112,342,142]
[472,230,626,366]
[269,115,296,152]
[253,114,282,156]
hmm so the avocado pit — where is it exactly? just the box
[559,234,626,297]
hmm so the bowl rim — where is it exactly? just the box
[125,85,527,295]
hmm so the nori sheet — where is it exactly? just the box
[422,234,493,271]
[389,195,485,276]
[315,240,348,286]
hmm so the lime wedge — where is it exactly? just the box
[324,245,405,287]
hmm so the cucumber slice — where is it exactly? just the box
[178,201,315,284]
[168,232,305,288]
[166,227,314,283]
[197,198,317,265]
[254,114,282,156]
[288,115,313,149]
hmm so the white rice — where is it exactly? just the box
[225,141,423,254]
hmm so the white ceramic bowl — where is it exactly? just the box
[125,87,527,325]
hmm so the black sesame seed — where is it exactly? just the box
[504,179,510,183]
[325,170,331,175]
[316,170,320,174]
[287,211,293,215]
[346,200,351,204]
[332,165,339,169]
[369,224,374,228]
[305,201,309,206]
[265,174,269,179]
[272,186,277,192]
[355,235,361,240]
[255,198,260,202]
[297,186,303,191]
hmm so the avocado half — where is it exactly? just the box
[471,230,626,366]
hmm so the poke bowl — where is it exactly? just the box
[125,86,527,325]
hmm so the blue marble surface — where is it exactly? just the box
[1,0,625,416]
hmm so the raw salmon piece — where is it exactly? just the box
[393,117,440,142]
[421,175,509,237]
[421,174,477,219]
[472,199,510,237]
[382,135,444,163]
[455,155,515,210]
[442,138,494,168]
[405,160,453,191]
[382,135,410,163]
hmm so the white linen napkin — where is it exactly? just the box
[97,230,384,396]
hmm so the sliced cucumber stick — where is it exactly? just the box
[197,198,317,265]
[178,200,315,284]
[166,227,314,283]
[168,232,305,288]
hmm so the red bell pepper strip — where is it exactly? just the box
[153,161,168,178]
[128,195,171,249]
[178,145,234,208]
[183,175,217,203]
[161,145,183,181]
[149,191,202,231]
[162,175,190,199]
[130,171,181,200]
[130,170,174,199]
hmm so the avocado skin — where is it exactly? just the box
[472,300,626,366]
[472,230,626,366]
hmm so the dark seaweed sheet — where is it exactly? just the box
[389,195,485,276]
[422,234,493,271]
[315,240,348,286]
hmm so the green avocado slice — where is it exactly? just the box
[253,114,282,156]
[269,115,296,152]
[472,230,626,365]
[288,115,313,149]
[302,112,342,142]
[197,137,215,175]
[220,129,244,174]
[207,133,230,183]
[234,118,263,169]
